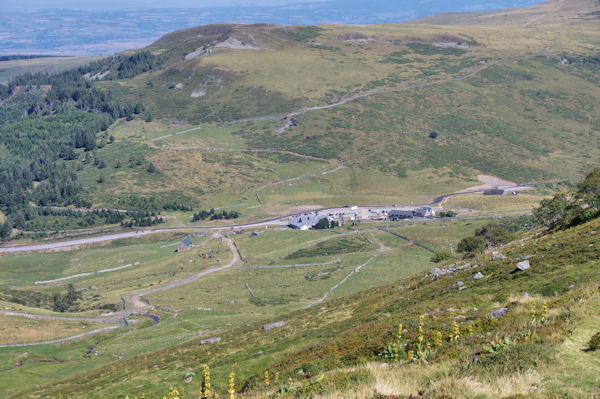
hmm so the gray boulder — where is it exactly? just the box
[453,281,465,288]
[489,307,509,318]
[200,337,221,345]
[458,286,468,291]
[473,272,484,280]
[263,321,286,330]
[515,260,530,271]
[492,252,507,260]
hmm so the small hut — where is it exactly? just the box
[177,236,193,252]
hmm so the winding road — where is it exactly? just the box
[0,177,528,255]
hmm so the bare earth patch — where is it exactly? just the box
[455,174,517,194]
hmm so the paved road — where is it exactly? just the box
[0,181,530,254]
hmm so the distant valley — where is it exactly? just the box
[0,1,543,55]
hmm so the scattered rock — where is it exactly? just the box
[430,262,475,279]
[200,337,221,345]
[379,362,389,368]
[263,321,286,330]
[197,307,213,311]
[490,307,509,318]
[185,377,193,383]
[473,272,484,280]
[184,372,195,378]
[136,385,144,389]
[568,284,575,289]
[492,252,507,260]
[453,281,465,288]
[458,286,468,291]
[512,260,530,273]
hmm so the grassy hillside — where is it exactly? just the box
[10,211,599,398]
[0,0,598,237]
[414,0,600,26]
[71,0,599,211]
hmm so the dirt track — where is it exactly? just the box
[0,235,241,346]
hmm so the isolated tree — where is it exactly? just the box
[66,283,81,304]
[533,193,570,229]
[457,236,485,254]
[315,218,330,229]
[431,250,451,263]
[0,220,12,239]
[474,224,509,248]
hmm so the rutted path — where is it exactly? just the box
[0,326,121,348]
[122,234,240,312]
[249,259,342,270]
[304,255,377,309]
[0,310,119,324]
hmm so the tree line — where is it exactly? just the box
[192,209,240,221]
[0,51,165,238]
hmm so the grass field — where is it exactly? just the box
[0,220,435,396]
[8,213,597,399]
[443,192,545,212]
[0,232,231,312]
[0,315,106,345]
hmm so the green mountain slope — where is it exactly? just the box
[0,0,598,237]
[17,207,599,398]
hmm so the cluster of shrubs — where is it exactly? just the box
[457,223,510,255]
[192,209,240,221]
[533,168,600,230]
[121,210,163,227]
[52,284,81,313]
[438,210,457,218]
[315,218,340,229]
